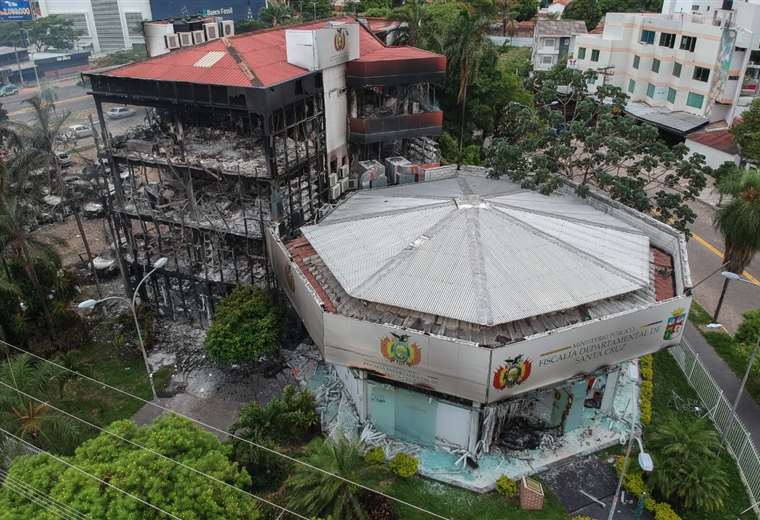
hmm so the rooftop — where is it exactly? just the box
[103,17,443,88]
[288,168,682,346]
[535,19,588,36]
[626,101,708,134]
[686,127,740,155]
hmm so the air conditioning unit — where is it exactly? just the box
[204,22,219,41]
[339,164,349,178]
[330,185,342,200]
[328,172,338,187]
[221,20,235,37]
[192,30,206,45]
[165,33,180,50]
[178,32,193,47]
[340,177,349,192]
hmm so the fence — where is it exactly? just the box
[670,339,760,515]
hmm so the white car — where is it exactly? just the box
[106,106,135,119]
[68,124,93,139]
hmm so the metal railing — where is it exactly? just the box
[670,340,760,516]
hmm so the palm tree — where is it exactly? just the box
[391,0,427,47]
[285,437,378,520]
[444,6,491,157]
[0,151,57,332]
[3,96,102,297]
[260,2,295,27]
[648,416,729,512]
[0,354,82,454]
[712,169,760,320]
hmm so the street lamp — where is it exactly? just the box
[714,270,757,322]
[78,257,168,400]
[608,426,653,520]
[707,271,760,434]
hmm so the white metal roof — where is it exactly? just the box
[303,175,651,326]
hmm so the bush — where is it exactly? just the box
[571,516,593,520]
[737,308,760,345]
[653,502,682,520]
[388,452,418,478]
[495,475,519,497]
[232,385,319,446]
[364,446,385,465]
[204,286,282,364]
[230,433,289,491]
[640,380,654,425]
[640,355,654,381]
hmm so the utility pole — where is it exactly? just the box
[597,65,615,86]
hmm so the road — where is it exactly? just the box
[3,80,146,149]
[687,198,760,332]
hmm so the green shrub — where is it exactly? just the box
[495,475,519,497]
[364,446,385,465]
[204,286,282,364]
[0,280,26,344]
[230,433,289,491]
[571,516,593,520]
[640,354,654,381]
[653,502,681,520]
[232,385,319,446]
[737,308,760,345]
[388,452,418,478]
[640,379,654,425]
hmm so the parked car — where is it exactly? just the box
[106,106,135,119]
[56,152,72,168]
[67,124,93,139]
[0,84,19,97]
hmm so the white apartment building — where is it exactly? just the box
[37,0,152,54]
[532,19,588,71]
[571,0,760,133]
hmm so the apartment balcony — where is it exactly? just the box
[349,111,443,144]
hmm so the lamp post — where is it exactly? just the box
[78,258,168,401]
[608,426,653,520]
[714,270,755,322]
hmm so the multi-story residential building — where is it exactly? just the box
[532,19,587,71]
[571,0,760,134]
[37,0,152,53]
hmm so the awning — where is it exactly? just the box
[625,101,708,135]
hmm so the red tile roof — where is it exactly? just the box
[686,127,740,156]
[651,248,675,302]
[105,17,441,88]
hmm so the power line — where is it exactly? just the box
[0,468,89,520]
[0,380,310,520]
[0,472,81,520]
[0,338,451,520]
[0,426,185,520]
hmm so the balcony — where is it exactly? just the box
[349,111,443,144]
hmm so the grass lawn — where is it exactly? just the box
[59,339,171,430]
[381,476,567,520]
[687,300,760,406]
[648,350,753,520]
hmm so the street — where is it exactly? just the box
[2,78,146,151]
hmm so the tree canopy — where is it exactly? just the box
[0,16,79,52]
[0,415,260,519]
[485,68,708,234]
[562,0,603,31]
[732,97,760,164]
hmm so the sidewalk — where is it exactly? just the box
[684,322,760,444]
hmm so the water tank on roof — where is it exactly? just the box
[144,21,175,57]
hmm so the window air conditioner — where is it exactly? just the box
[330,185,341,200]
[192,30,206,45]
[328,172,338,187]
[165,34,180,50]
[340,177,349,193]
[204,22,219,40]
[339,164,349,178]
[221,20,235,37]
[178,32,193,47]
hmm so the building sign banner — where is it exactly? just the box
[488,297,691,401]
[148,0,260,21]
[0,0,32,22]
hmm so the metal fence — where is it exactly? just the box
[670,340,760,515]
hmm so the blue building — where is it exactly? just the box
[148,0,264,21]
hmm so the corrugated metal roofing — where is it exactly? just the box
[302,174,652,326]
[105,17,443,88]
[626,101,708,134]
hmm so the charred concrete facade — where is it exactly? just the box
[84,18,445,324]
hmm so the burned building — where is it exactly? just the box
[84,18,445,323]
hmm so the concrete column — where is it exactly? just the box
[468,402,482,454]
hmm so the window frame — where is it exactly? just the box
[672,62,682,77]
[667,87,676,103]
[628,79,636,93]
[693,66,710,82]
[686,92,704,109]
[651,58,660,73]
[646,83,655,98]
[680,35,697,52]
[544,38,556,48]
[633,55,640,69]
[591,49,600,62]
[659,32,676,48]
[578,47,586,59]
[640,30,656,45]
